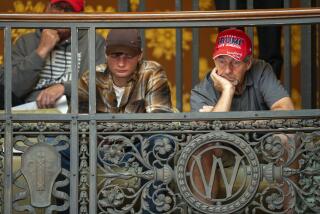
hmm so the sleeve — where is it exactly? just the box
[190,78,217,112]
[78,71,90,113]
[258,63,290,108]
[0,35,45,98]
[78,71,89,102]
[145,65,173,113]
[62,33,106,97]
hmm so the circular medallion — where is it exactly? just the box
[176,131,260,213]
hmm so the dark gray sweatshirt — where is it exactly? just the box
[0,29,106,102]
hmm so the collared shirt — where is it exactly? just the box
[79,61,173,113]
[190,59,289,112]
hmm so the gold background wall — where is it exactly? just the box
[0,0,304,111]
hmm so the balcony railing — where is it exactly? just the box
[0,6,320,214]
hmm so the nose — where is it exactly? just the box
[117,56,126,67]
[224,64,233,74]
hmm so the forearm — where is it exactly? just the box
[271,97,295,111]
[211,88,234,112]
[11,50,46,98]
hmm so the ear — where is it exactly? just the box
[245,56,253,71]
[137,51,143,61]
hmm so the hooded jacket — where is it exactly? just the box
[0,29,105,102]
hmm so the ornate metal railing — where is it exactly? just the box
[0,6,320,214]
[1,110,319,213]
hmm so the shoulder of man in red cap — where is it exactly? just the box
[213,29,252,62]
[50,0,84,12]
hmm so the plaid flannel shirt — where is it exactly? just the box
[78,60,173,113]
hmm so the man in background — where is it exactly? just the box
[0,0,105,109]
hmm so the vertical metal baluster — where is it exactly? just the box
[192,0,199,88]
[175,0,183,112]
[88,26,97,214]
[246,0,254,41]
[4,26,12,214]
[88,27,96,115]
[118,0,130,12]
[139,0,146,49]
[300,0,315,108]
[283,0,292,94]
[230,0,236,10]
[70,26,79,213]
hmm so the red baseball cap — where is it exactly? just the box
[50,0,84,12]
[213,29,252,61]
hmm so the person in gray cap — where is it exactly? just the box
[79,29,173,113]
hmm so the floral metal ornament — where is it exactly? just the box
[97,134,183,213]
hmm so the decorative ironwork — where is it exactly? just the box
[176,131,260,213]
[245,131,320,213]
[79,133,90,214]
[0,115,318,213]
[96,134,186,213]
[12,134,70,213]
[21,143,61,207]
[12,122,70,132]
[95,120,320,214]
[95,118,320,133]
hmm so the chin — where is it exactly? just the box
[115,73,131,79]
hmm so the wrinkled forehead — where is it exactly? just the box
[215,55,239,62]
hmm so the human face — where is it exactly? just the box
[107,52,142,86]
[213,55,251,87]
[47,2,74,41]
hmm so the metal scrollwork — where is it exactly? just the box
[1,114,319,213]
[97,134,184,213]
[246,131,320,213]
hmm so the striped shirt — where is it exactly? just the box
[35,50,81,90]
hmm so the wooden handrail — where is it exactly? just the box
[0,8,319,22]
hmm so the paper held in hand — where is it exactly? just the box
[12,95,68,114]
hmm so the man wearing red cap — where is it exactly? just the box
[78,29,173,113]
[191,28,294,112]
[190,29,296,213]
[0,0,105,109]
